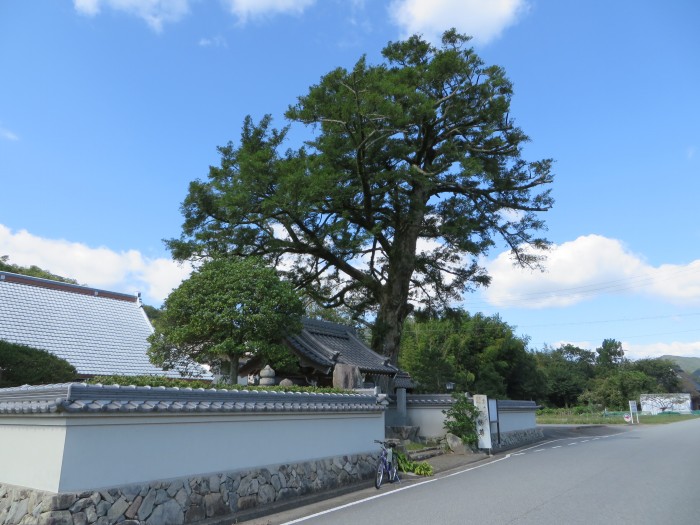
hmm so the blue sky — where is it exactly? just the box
[1,0,699,360]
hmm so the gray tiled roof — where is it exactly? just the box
[496,400,540,411]
[405,394,457,406]
[392,371,416,390]
[287,318,398,376]
[0,383,382,415]
[0,271,204,378]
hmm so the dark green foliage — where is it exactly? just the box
[536,344,596,407]
[595,338,627,371]
[400,309,544,399]
[0,255,78,284]
[631,358,681,392]
[393,450,434,476]
[141,304,163,324]
[147,257,304,381]
[0,340,77,387]
[579,368,660,410]
[443,392,481,446]
[166,30,554,365]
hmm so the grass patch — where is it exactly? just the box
[537,408,700,425]
[403,442,433,451]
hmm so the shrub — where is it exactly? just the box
[393,450,434,477]
[443,392,480,446]
[0,340,77,387]
[87,374,345,393]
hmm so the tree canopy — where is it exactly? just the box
[167,30,554,364]
[147,257,303,381]
[0,340,77,387]
[0,255,79,284]
[400,309,544,399]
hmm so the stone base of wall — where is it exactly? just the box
[491,428,544,451]
[0,453,376,525]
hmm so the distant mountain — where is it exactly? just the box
[661,355,700,377]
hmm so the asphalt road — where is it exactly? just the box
[249,420,700,525]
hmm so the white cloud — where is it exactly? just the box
[199,35,228,48]
[687,146,696,160]
[0,224,191,305]
[73,0,191,32]
[222,0,316,23]
[483,234,700,308]
[624,340,700,360]
[0,126,18,141]
[388,0,527,45]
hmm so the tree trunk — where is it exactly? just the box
[227,354,239,384]
[371,225,422,365]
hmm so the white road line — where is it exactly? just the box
[551,446,562,449]
[280,454,512,524]
[568,443,577,446]
[534,449,545,453]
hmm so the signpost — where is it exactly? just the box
[628,400,639,424]
[473,394,492,451]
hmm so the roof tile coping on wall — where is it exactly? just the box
[496,400,541,411]
[404,394,459,406]
[0,383,383,415]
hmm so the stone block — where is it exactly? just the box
[208,475,220,493]
[154,489,169,505]
[95,500,110,518]
[236,496,257,511]
[137,489,156,521]
[256,485,276,505]
[106,496,129,522]
[184,505,205,524]
[204,493,228,518]
[124,495,142,519]
[146,500,183,525]
[37,510,72,525]
[6,500,28,524]
[175,488,188,508]
[446,433,468,454]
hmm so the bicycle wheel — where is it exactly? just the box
[375,460,384,489]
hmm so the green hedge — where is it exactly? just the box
[87,375,346,394]
[0,340,77,387]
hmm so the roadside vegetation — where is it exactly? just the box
[401,314,690,412]
[536,407,700,425]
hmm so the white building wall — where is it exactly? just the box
[406,407,449,439]
[0,417,67,492]
[497,410,536,433]
[1,411,385,493]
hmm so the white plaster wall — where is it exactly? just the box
[57,411,384,492]
[0,417,66,492]
[407,407,449,439]
[497,410,536,433]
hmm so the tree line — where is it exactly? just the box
[400,309,682,410]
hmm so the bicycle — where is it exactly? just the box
[374,439,399,489]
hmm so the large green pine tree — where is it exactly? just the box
[167,30,554,364]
